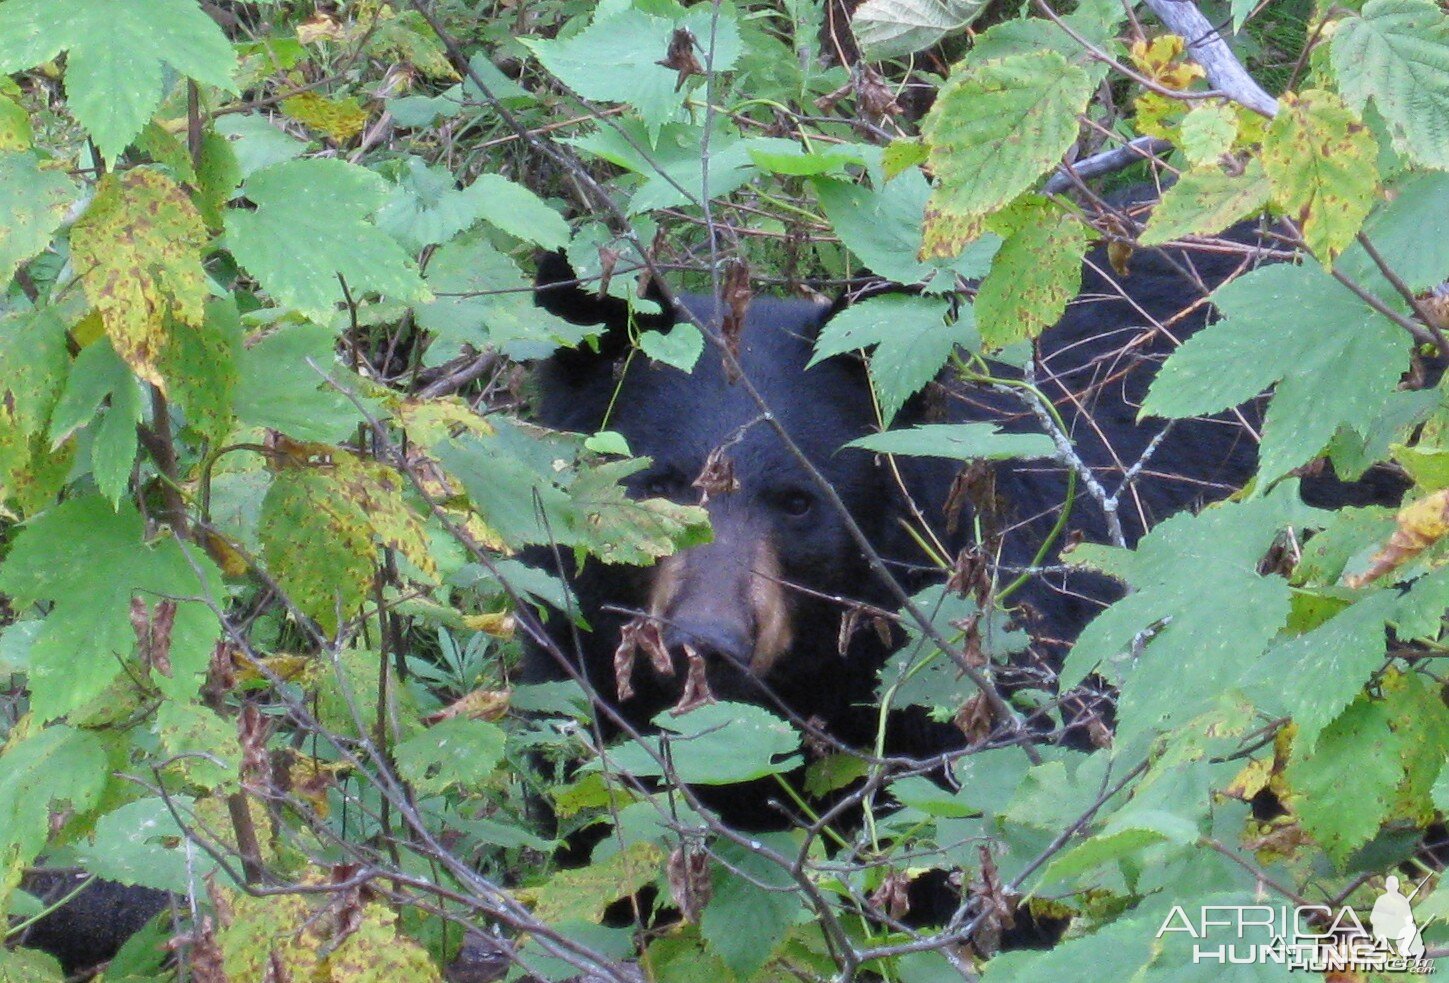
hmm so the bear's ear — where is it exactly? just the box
[534,250,676,364]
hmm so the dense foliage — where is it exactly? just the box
[1,0,1448,980]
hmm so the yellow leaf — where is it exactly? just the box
[1129,35,1206,90]
[281,91,368,141]
[1347,489,1449,587]
[461,611,514,638]
[281,750,351,819]
[395,397,495,448]
[1262,90,1379,262]
[423,688,511,724]
[330,452,437,578]
[70,169,208,389]
[523,840,664,925]
[235,652,316,686]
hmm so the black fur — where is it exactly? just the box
[523,229,1405,826]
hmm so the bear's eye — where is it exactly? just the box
[779,489,814,517]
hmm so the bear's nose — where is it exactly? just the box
[663,620,753,669]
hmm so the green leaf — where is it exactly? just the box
[0,947,64,981]
[811,293,967,425]
[962,5,1120,79]
[1143,264,1408,484]
[1337,169,1449,293]
[0,152,76,285]
[566,457,713,564]
[974,198,1088,348]
[1261,90,1379,262]
[701,835,807,977]
[49,339,141,505]
[74,798,215,893]
[638,323,704,371]
[376,158,568,252]
[524,4,741,135]
[848,423,1055,461]
[156,297,242,444]
[1040,827,1173,886]
[231,322,364,442]
[437,427,709,559]
[602,701,801,785]
[1178,102,1238,167]
[981,903,1155,981]
[153,699,238,791]
[468,173,570,249]
[393,717,507,795]
[0,309,69,489]
[0,496,224,718]
[226,158,429,323]
[746,143,867,176]
[0,0,237,163]
[920,50,1094,257]
[1138,160,1271,246]
[415,229,591,361]
[213,114,306,179]
[1063,487,1308,739]
[1286,692,1404,865]
[0,725,108,899]
[852,0,989,59]
[1332,0,1449,170]
[1245,591,1395,753]
[879,584,1025,712]
[814,172,1000,288]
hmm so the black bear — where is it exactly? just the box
[523,222,1388,824]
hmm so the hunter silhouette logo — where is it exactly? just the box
[1371,875,1426,962]
[1157,874,1437,973]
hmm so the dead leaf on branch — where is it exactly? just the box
[615,616,673,701]
[693,444,739,502]
[657,27,704,91]
[667,843,712,922]
[672,644,717,715]
[131,596,178,677]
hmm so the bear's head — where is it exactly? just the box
[531,254,904,730]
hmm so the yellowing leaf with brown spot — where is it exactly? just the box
[1262,90,1379,262]
[217,886,440,982]
[1129,35,1206,90]
[282,750,351,819]
[521,840,664,925]
[70,169,207,389]
[235,653,316,686]
[329,452,436,579]
[0,94,32,150]
[259,467,376,633]
[1225,756,1273,801]
[281,91,368,142]
[395,397,495,448]
[1347,488,1449,587]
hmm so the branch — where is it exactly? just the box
[1044,136,1174,195]
[1140,0,1278,117]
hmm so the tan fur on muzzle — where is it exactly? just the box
[647,538,793,675]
